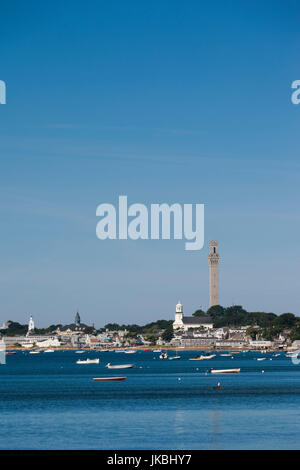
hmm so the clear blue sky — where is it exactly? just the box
[0,0,299,327]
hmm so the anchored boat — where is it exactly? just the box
[189,354,215,361]
[76,358,100,364]
[159,352,168,359]
[209,368,240,374]
[93,377,126,381]
[106,363,134,369]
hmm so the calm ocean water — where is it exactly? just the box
[1,349,300,449]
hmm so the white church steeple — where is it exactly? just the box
[27,315,35,336]
[173,301,184,329]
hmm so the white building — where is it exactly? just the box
[173,302,213,331]
[36,338,61,348]
[26,315,35,337]
[249,340,273,348]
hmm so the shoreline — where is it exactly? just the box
[4,346,289,352]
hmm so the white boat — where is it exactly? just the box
[209,368,240,374]
[106,363,134,369]
[44,349,54,353]
[124,350,137,354]
[75,350,85,354]
[286,350,300,357]
[93,376,126,382]
[220,354,232,357]
[256,358,266,361]
[76,358,100,364]
[168,349,181,360]
[153,349,161,353]
[169,355,181,360]
[200,354,216,360]
[159,352,168,359]
[29,351,40,354]
[114,349,126,353]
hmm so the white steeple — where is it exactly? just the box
[27,315,35,334]
[173,301,184,329]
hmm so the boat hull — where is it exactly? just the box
[93,377,126,381]
[106,363,134,369]
[210,368,240,374]
[76,359,100,364]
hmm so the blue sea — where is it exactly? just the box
[1,349,300,450]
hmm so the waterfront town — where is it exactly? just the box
[1,242,299,352]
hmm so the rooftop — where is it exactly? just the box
[182,316,213,325]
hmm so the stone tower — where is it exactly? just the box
[208,240,220,307]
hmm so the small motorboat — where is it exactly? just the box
[106,363,134,369]
[44,349,54,353]
[76,358,100,364]
[220,354,232,357]
[153,349,161,353]
[286,350,300,357]
[209,368,240,374]
[159,352,168,359]
[93,376,126,381]
[124,350,137,354]
[189,354,215,360]
[75,351,85,354]
[29,351,40,354]
[169,355,181,360]
[256,358,266,361]
[5,351,16,355]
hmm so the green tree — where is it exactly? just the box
[289,326,300,342]
[144,334,157,345]
[274,313,296,329]
[193,309,206,317]
[104,323,120,331]
[206,305,225,317]
[161,328,174,342]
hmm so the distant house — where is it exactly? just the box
[173,302,213,331]
[36,338,61,348]
[249,340,273,348]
